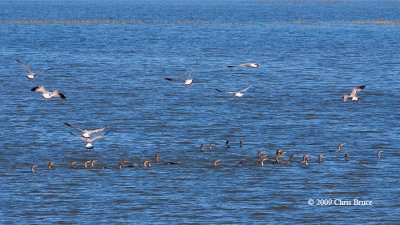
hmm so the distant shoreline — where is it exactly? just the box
[1,19,400,26]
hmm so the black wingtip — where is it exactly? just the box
[227,65,235,68]
[359,85,366,89]
[31,86,39,91]
[60,93,66,99]
[165,78,172,81]
[216,89,222,92]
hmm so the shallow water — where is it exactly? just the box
[1,0,400,224]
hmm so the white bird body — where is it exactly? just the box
[228,63,262,68]
[31,86,65,99]
[300,160,309,165]
[235,92,244,97]
[185,79,193,85]
[85,143,94,149]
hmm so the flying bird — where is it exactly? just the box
[216,85,253,97]
[31,86,65,99]
[343,85,365,102]
[69,132,109,149]
[16,59,53,79]
[64,122,107,138]
[165,60,199,85]
[227,63,262,68]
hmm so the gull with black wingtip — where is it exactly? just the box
[343,85,365,102]
[216,85,253,97]
[165,60,199,86]
[31,85,65,99]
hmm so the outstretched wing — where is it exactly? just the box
[65,123,84,132]
[165,78,186,81]
[34,68,53,75]
[31,86,46,92]
[237,64,248,67]
[90,132,109,142]
[350,85,365,97]
[239,85,253,93]
[88,126,107,135]
[186,60,199,79]
[216,89,235,94]
[69,132,88,142]
[16,59,33,74]
[50,90,65,99]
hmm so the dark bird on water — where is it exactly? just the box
[330,143,345,152]
[377,150,383,159]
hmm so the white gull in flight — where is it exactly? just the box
[16,59,53,79]
[216,85,253,97]
[227,63,262,68]
[165,60,199,85]
[64,122,107,138]
[31,86,65,99]
[343,85,365,102]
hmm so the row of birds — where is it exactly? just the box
[17,59,366,100]
[16,58,368,149]
[29,141,385,173]
[203,141,384,166]
[14,59,269,149]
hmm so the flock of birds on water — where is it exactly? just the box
[14,58,384,174]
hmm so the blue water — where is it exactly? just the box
[1,0,400,224]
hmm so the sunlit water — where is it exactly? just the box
[0,0,399,224]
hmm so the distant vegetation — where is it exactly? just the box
[1,20,399,25]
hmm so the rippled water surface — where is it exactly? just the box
[1,0,400,224]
